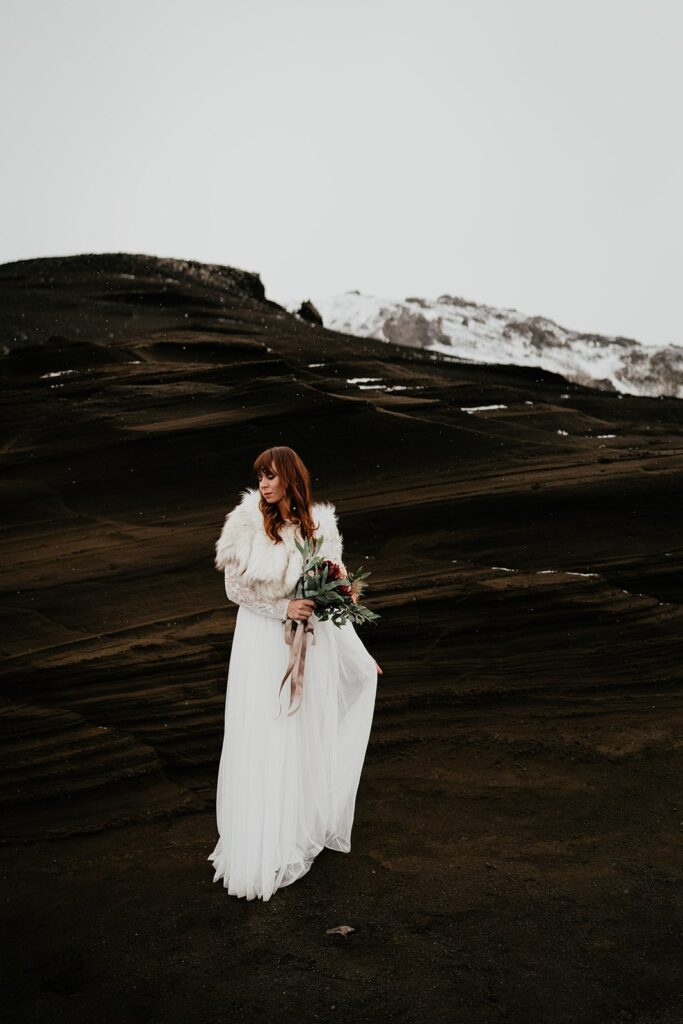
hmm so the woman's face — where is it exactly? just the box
[258,463,285,505]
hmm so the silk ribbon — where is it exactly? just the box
[275,616,316,717]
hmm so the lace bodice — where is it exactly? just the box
[223,559,291,622]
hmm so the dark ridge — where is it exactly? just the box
[1,251,681,1024]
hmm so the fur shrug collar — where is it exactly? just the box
[214,487,344,600]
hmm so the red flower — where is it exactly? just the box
[321,559,344,581]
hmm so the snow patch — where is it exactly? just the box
[461,404,507,413]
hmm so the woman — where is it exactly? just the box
[207,446,381,901]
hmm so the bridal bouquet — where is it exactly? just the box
[276,533,380,718]
[292,533,380,627]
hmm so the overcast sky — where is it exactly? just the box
[1,0,681,346]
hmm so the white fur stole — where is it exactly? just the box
[214,487,344,600]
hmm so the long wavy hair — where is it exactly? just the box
[252,446,319,545]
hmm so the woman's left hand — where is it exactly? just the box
[373,659,383,675]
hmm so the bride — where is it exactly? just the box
[207,446,381,901]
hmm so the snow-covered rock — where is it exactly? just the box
[304,291,682,399]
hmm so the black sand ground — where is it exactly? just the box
[1,253,681,1023]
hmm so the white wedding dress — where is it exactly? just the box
[207,558,378,901]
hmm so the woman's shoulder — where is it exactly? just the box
[312,498,341,537]
[222,486,261,519]
[215,488,262,569]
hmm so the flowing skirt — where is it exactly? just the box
[207,605,378,901]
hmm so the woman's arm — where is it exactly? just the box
[223,559,290,623]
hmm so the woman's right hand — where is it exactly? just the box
[287,598,316,622]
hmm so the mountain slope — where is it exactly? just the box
[1,249,681,839]
[1,251,682,1023]
[310,290,683,399]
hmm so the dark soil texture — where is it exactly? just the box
[1,252,681,1024]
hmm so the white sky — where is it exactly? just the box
[1,0,681,346]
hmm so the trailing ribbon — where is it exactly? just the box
[275,616,316,718]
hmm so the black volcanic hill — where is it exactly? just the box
[2,252,682,1022]
[1,250,682,838]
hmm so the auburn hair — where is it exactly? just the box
[252,446,319,545]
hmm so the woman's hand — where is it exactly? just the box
[374,659,383,675]
[287,598,316,622]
